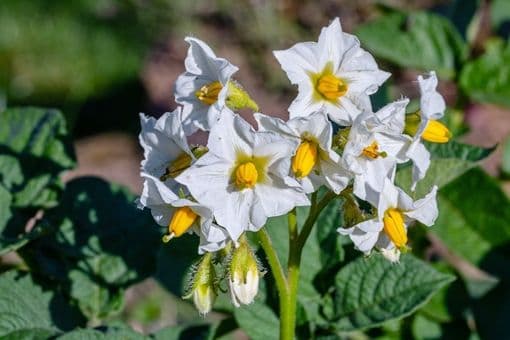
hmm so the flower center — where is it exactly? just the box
[316,74,348,101]
[383,208,407,249]
[160,152,193,181]
[292,141,318,178]
[422,120,451,143]
[165,206,198,240]
[195,81,222,105]
[235,162,258,189]
[361,141,387,159]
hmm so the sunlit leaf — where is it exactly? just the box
[331,254,454,331]
[356,12,467,79]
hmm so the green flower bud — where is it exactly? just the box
[225,81,259,112]
[228,236,260,307]
[184,253,216,315]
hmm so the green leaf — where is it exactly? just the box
[233,295,279,340]
[0,107,75,255]
[426,141,495,162]
[460,40,510,107]
[20,177,161,320]
[355,11,467,79]
[395,141,493,198]
[331,254,454,331]
[433,168,510,277]
[412,315,442,340]
[491,0,510,30]
[502,137,510,176]
[57,326,147,340]
[153,322,222,340]
[0,271,84,338]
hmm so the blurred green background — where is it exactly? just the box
[2,0,510,337]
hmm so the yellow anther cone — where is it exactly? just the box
[195,81,222,105]
[383,208,407,249]
[422,120,451,143]
[292,141,318,178]
[235,162,258,189]
[167,206,198,239]
[316,74,348,101]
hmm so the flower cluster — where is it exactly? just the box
[137,18,450,313]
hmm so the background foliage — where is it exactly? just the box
[1,0,510,339]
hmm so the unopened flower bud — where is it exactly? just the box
[229,237,260,307]
[184,253,216,315]
[225,81,259,112]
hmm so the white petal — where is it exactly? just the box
[288,85,324,119]
[273,42,320,85]
[339,219,381,253]
[184,37,238,81]
[405,186,438,226]
[254,113,299,139]
[377,178,400,216]
[254,179,310,220]
[418,71,445,120]
[319,154,351,194]
[406,140,431,190]
[317,18,344,71]
[207,108,254,162]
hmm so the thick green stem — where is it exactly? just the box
[257,228,288,296]
[257,228,290,340]
[258,190,338,340]
[284,208,299,340]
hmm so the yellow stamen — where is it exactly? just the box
[422,120,451,143]
[292,141,318,178]
[383,208,407,249]
[235,162,258,189]
[161,152,193,181]
[195,81,222,105]
[167,206,198,238]
[361,141,387,159]
[316,74,348,101]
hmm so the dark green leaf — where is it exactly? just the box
[355,12,467,79]
[0,271,83,338]
[395,141,493,198]
[233,295,279,340]
[57,326,147,340]
[0,107,75,255]
[20,177,161,320]
[426,141,495,162]
[153,322,221,340]
[433,168,510,279]
[460,40,510,107]
[331,254,454,331]
[502,137,510,176]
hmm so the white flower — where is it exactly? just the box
[255,111,351,194]
[397,72,450,189]
[338,178,438,259]
[176,108,310,241]
[343,100,410,202]
[273,17,390,126]
[138,173,229,254]
[138,108,193,195]
[175,37,239,134]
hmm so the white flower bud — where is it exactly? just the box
[184,253,216,315]
[229,237,260,307]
